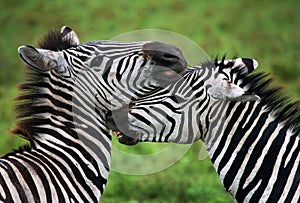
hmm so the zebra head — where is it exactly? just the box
[13,26,189,201]
[107,57,261,145]
[17,26,187,110]
[206,58,260,102]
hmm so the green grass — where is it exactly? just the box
[1,0,299,202]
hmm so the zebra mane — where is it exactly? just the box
[203,56,299,133]
[215,56,257,78]
[242,72,300,133]
[10,28,76,141]
[38,28,78,51]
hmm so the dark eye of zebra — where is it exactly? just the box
[222,73,230,81]
[48,61,57,69]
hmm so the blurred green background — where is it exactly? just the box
[0,0,299,202]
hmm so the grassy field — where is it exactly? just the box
[1,1,299,202]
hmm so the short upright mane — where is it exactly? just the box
[210,56,300,134]
[38,28,77,51]
[242,72,300,133]
[10,28,76,140]
[212,56,300,133]
[167,56,299,133]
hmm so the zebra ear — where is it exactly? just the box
[208,79,260,102]
[61,26,80,46]
[18,45,62,72]
[231,58,258,76]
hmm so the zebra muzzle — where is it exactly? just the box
[142,41,187,84]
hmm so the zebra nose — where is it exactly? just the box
[160,53,187,73]
[143,41,187,84]
[143,41,187,73]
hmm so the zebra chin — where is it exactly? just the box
[114,131,139,146]
[106,106,140,146]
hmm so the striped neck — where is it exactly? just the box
[203,76,300,202]
[11,69,111,201]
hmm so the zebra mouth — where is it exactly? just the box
[113,130,123,139]
[112,130,139,146]
[152,67,184,84]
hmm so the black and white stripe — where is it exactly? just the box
[111,58,259,143]
[0,26,187,202]
[111,58,299,202]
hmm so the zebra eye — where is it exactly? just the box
[221,74,230,81]
[221,77,230,82]
[48,61,57,69]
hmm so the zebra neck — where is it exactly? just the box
[39,85,111,197]
[203,101,299,202]
[11,70,111,200]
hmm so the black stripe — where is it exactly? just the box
[116,57,126,81]
[33,144,87,201]
[175,111,185,142]
[8,156,41,202]
[2,161,29,203]
[19,153,53,202]
[234,119,279,202]
[0,165,13,202]
[266,132,300,203]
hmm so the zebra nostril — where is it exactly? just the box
[162,53,178,61]
[143,41,187,74]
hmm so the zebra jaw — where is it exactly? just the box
[113,130,139,146]
[107,106,139,145]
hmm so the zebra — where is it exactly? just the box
[107,58,260,144]
[0,26,187,202]
[107,58,300,202]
